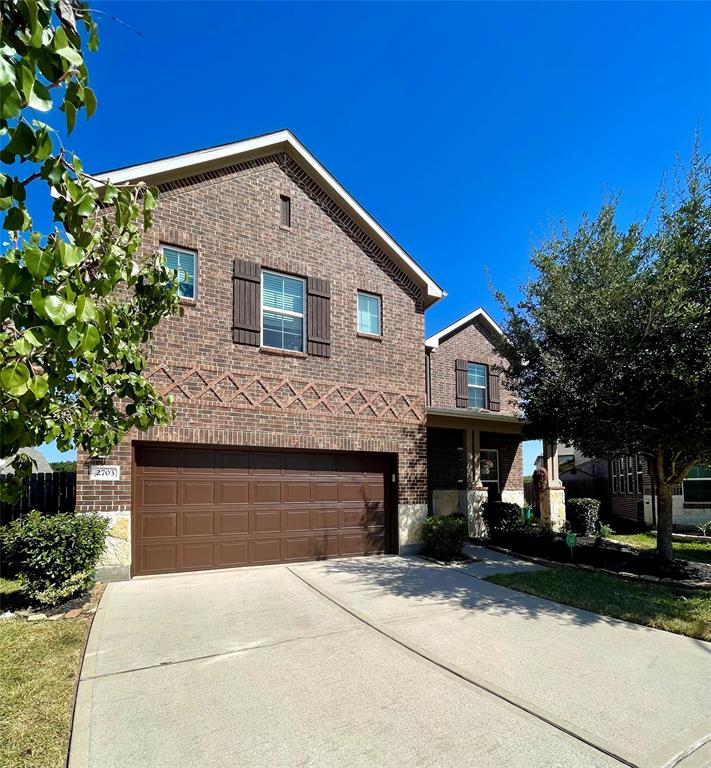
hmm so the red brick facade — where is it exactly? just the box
[77,152,428,526]
[427,316,517,416]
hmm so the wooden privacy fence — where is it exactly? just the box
[0,471,76,525]
[524,475,609,517]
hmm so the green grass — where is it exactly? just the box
[607,532,711,564]
[487,568,711,640]
[0,618,89,768]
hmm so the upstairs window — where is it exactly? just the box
[357,291,381,336]
[262,270,305,352]
[683,465,711,504]
[161,245,196,299]
[467,363,487,408]
[280,195,291,228]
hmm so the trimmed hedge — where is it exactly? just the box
[482,501,523,540]
[421,514,467,561]
[0,511,108,606]
[566,498,600,536]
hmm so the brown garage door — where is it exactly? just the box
[132,445,391,576]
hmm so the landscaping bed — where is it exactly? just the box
[1,577,103,621]
[473,532,711,582]
[487,568,711,641]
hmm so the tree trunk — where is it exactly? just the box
[656,483,674,561]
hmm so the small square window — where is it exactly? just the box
[280,195,291,228]
[357,292,381,336]
[467,363,487,408]
[161,245,196,299]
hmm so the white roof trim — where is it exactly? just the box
[92,130,445,307]
[425,307,503,349]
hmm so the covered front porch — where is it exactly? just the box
[426,408,564,535]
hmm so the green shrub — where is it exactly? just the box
[421,514,467,561]
[598,523,615,538]
[482,501,523,540]
[697,521,711,537]
[0,511,108,606]
[566,498,600,536]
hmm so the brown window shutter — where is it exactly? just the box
[488,368,501,412]
[232,258,261,346]
[455,359,468,408]
[307,277,331,357]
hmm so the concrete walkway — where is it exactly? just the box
[69,551,711,768]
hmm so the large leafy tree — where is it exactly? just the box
[496,150,711,560]
[0,1,180,496]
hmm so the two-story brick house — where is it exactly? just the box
[78,131,524,577]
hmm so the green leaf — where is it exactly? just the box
[28,374,49,400]
[4,207,30,231]
[76,296,97,322]
[6,121,35,156]
[84,86,97,117]
[77,324,100,355]
[75,194,94,217]
[55,46,83,67]
[28,81,52,112]
[23,328,46,347]
[24,245,54,277]
[0,56,14,87]
[0,84,21,119]
[43,295,76,325]
[12,337,33,355]
[58,240,81,266]
[1,361,31,397]
[64,101,76,134]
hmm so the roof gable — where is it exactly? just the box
[93,130,445,308]
[425,308,502,349]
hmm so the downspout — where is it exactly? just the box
[425,349,432,407]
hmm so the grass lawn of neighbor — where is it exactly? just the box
[487,568,711,641]
[0,578,89,768]
[607,532,711,564]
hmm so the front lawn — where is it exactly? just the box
[487,568,711,641]
[607,532,711,565]
[0,618,89,768]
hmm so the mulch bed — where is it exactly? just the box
[471,534,711,583]
[3,582,105,622]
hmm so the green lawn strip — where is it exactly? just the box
[607,533,711,564]
[0,619,89,768]
[487,568,711,641]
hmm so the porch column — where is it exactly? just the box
[465,427,488,538]
[540,440,566,531]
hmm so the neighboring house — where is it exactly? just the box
[425,309,524,536]
[76,130,522,577]
[609,455,711,531]
[531,443,609,513]
[0,448,53,475]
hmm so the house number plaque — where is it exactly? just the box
[89,465,121,481]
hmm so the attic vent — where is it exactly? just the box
[280,195,291,228]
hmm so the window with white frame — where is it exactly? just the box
[261,270,305,352]
[611,458,619,494]
[480,448,499,499]
[467,363,487,409]
[161,245,196,299]
[357,292,381,335]
[683,465,711,504]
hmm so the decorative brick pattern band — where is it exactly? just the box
[146,364,425,424]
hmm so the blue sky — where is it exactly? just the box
[36,2,711,470]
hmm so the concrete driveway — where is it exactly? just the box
[70,549,711,768]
